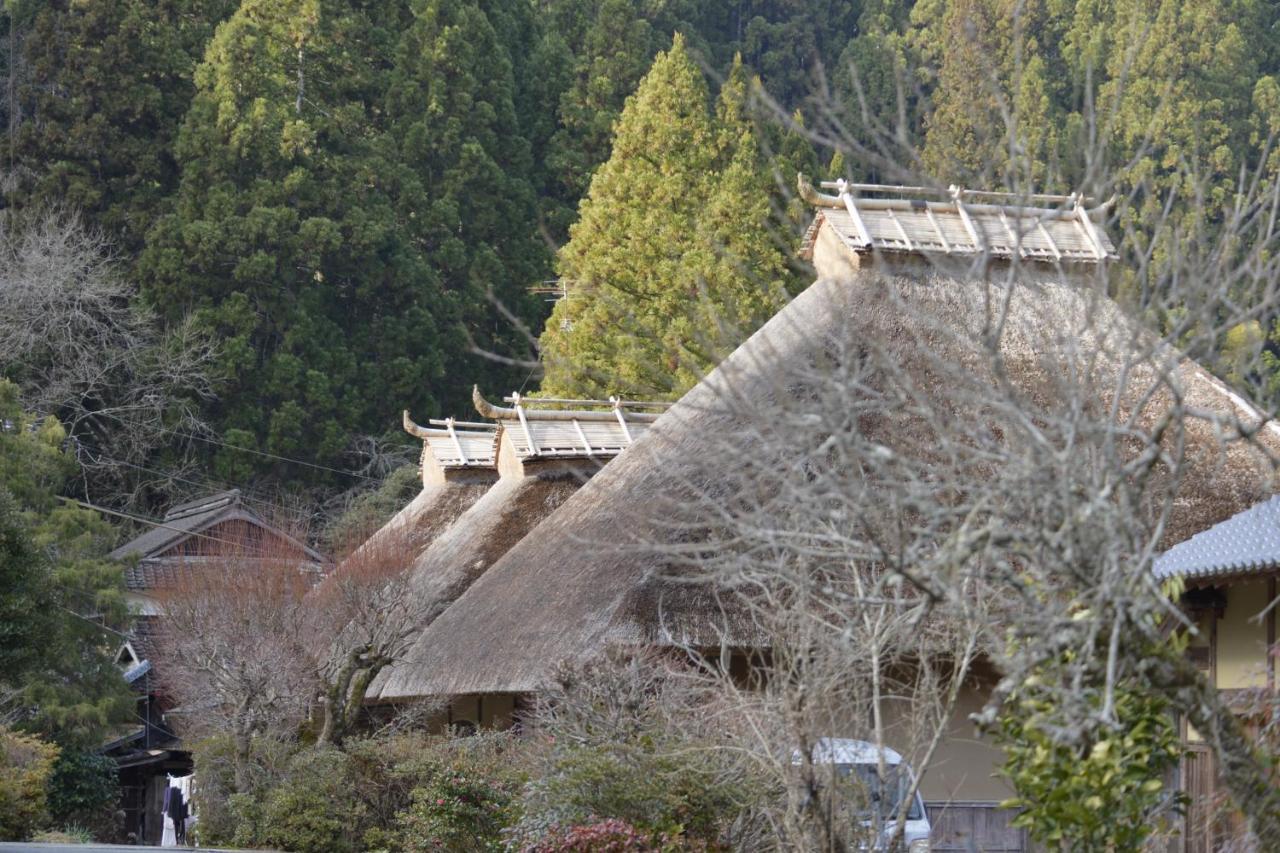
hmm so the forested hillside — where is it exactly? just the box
[3,0,1280,513]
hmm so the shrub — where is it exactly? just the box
[31,825,93,844]
[995,682,1184,851]
[0,726,59,841]
[395,763,516,852]
[387,731,531,853]
[252,747,368,853]
[509,743,737,848]
[46,750,119,840]
[522,818,681,852]
[188,733,299,846]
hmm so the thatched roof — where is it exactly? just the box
[369,394,662,700]
[376,256,1280,698]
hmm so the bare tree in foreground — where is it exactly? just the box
[153,541,316,791]
[305,525,442,745]
[631,142,1280,851]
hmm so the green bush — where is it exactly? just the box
[395,762,516,852]
[31,825,93,844]
[46,750,119,840]
[0,726,59,841]
[188,734,299,846]
[995,683,1184,851]
[251,747,368,853]
[508,742,739,849]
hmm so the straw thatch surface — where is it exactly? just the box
[380,266,1280,698]
[371,463,597,699]
[350,469,498,563]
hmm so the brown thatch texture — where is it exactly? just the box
[379,268,1280,699]
[351,471,498,563]
[371,464,596,699]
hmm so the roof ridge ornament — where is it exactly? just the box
[800,175,1117,263]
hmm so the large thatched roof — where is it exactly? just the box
[376,251,1280,699]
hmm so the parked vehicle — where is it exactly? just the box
[799,738,931,851]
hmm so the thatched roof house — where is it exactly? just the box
[370,391,663,702]
[349,413,503,561]
[376,181,1280,703]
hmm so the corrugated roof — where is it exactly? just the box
[163,490,240,521]
[1155,496,1280,582]
[799,178,1116,264]
[110,490,325,567]
[108,495,246,561]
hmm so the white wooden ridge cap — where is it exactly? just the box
[797,173,1118,262]
[471,385,671,459]
[403,408,498,468]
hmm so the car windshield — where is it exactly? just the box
[832,763,923,821]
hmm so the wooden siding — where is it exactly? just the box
[927,802,1028,851]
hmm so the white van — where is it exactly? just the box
[801,738,932,851]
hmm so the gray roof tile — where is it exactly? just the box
[1154,495,1280,581]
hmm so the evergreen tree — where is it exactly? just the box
[1094,0,1259,228]
[9,0,235,254]
[0,380,131,749]
[141,0,455,486]
[542,0,687,212]
[538,40,796,399]
[918,0,1065,188]
[382,0,550,397]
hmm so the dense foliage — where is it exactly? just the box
[6,0,1278,495]
[0,381,132,749]
[994,680,1185,850]
[0,726,59,842]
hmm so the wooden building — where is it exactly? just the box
[107,490,324,845]
[1155,500,1280,851]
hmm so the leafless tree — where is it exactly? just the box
[305,525,440,745]
[618,60,1280,848]
[0,209,218,505]
[152,540,317,792]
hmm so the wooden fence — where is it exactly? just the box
[926,802,1029,851]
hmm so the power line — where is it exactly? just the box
[153,424,381,481]
[72,444,306,523]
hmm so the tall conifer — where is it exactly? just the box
[10,0,234,254]
[140,0,449,483]
[539,40,796,399]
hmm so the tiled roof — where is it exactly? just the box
[129,615,162,665]
[800,179,1117,264]
[124,560,188,591]
[1154,495,1280,581]
[108,491,244,561]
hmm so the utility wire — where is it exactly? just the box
[154,424,380,481]
[72,443,305,523]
